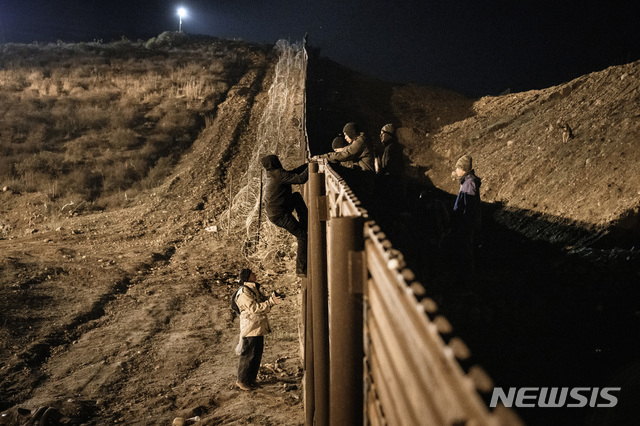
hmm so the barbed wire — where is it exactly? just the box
[221,39,307,271]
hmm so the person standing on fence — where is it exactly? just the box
[260,154,309,277]
[450,155,482,288]
[233,268,283,391]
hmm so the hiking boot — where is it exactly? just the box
[235,381,252,391]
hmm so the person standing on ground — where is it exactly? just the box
[234,268,283,391]
[260,154,309,276]
[377,123,404,180]
[313,122,375,207]
[331,135,354,168]
[451,155,482,283]
[375,123,406,228]
[316,122,375,172]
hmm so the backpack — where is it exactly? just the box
[231,285,259,314]
[230,285,246,315]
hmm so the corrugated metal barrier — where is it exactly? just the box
[301,160,522,426]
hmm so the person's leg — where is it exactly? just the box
[291,192,308,230]
[270,213,307,275]
[248,336,264,385]
[237,337,259,388]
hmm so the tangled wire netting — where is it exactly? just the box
[221,39,308,271]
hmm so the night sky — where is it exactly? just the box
[2,0,640,97]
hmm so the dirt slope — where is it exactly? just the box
[2,39,640,426]
[1,39,304,425]
[395,60,640,247]
[308,54,640,247]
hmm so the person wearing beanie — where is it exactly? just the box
[451,154,482,286]
[375,123,406,229]
[378,123,403,178]
[233,268,283,390]
[260,154,309,276]
[331,135,353,168]
[331,136,349,151]
[315,122,375,172]
[455,155,473,174]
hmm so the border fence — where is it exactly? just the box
[299,43,522,426]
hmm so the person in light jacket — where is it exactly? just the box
[234,268,282,391]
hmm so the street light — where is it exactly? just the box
[177,7,187,32]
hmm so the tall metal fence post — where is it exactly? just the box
[328,215,365,426]
[309,162,329,426]
[303,169,315,426]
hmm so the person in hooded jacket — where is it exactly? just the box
[260,154,309,276]
[234,268,283,391]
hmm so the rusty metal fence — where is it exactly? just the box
[301,160,522,426]
[297,37,520,426]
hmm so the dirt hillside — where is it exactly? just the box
[396,61,640,247]
[1,36,305,425]
[308,54,640,247]
[1,35,639,426]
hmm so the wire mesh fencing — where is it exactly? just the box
[220,39,308,271]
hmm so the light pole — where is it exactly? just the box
[177,7,187,32]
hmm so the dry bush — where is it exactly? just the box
[0,156,15,178]
[142,156,176,189]
[74,104,109,132]
[101,162,142,193]
[0,34,260,206]
[61,169,103,201]
[98,190,137,210]
[0,70,29,92]
[64,133,103,162]
[156,107,198,137]
[110,98,141,129]
[107,128,140,150]
[140,133,174,161]
[14,151,67,178]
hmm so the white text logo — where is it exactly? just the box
[489,387,621,408]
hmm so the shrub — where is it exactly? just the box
[142,155,176,189]
[102,162,141,193]
[64,133,103,162]
[62,168,103,201]
[141,133,174,160]
[14,151,67,178]
[108,128,140,150]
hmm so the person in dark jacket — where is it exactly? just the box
[316,122,375,172]
[313,122,375,208]
[451,154,482,284]
[260,154,309,276]
[375,123,406,228]
[377,123,404,180]
[331,135,353,169]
